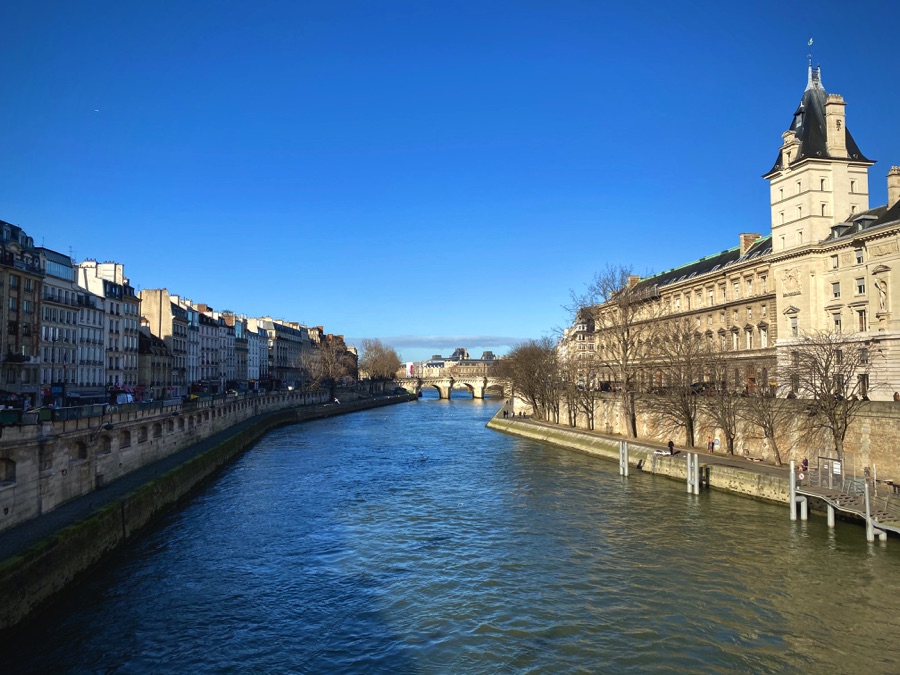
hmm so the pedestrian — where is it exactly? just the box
[707,436,714,454]
[667,440,675,455]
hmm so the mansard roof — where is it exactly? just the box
[765,65,871,177]
[825,200,900,243]
[636,235,772,292]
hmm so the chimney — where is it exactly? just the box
[888,167,900,208]
[627,275,641,289]
[824,94,848,158]
[739,233,761,255]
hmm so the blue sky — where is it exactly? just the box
[2,1,898,362]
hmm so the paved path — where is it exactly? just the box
[501,414,795,480]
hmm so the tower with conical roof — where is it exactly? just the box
[764,64,874,251]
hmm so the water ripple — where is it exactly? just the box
[8,395,900,674]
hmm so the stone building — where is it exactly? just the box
[36,247,79,406]
[75,261,141,396]
[564,61,900,400]
[137,325,174,400]
[0,222,43,405]
[138,289,190,398]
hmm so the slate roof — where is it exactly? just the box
[765,65,872,177]
[635,235,773,293]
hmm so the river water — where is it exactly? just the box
[9,392,900,673]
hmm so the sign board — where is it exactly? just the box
[832,461,842,475]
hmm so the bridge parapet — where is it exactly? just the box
[396,376,506,400]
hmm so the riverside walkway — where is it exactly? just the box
[0,396,403,565]
[489,410,900,540]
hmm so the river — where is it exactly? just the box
[9,392,900,674]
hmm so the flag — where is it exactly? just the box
[808,38,813,46]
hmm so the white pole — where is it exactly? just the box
[789,460,797,521]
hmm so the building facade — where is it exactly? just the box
[564,62,900,400]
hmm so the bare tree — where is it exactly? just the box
[303,337,355,400]
[698,344,742,456]
[559,352,583,427]
[568,264,660,438]
[359,338,402,393]
[782,331,877,464]
[498,338,561,422]
[738,381,794,466]
[640,318,706,447]
[572,350,605,430]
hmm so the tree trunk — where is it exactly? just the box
[726,436,735,456]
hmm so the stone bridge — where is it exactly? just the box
[396,376,507,400]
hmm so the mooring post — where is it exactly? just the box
[618,440,624,476]
[827,504,835,528]
[687,453,698,494]
[865,477,874,542]
[789,460,797,521]
[623,441,629,478]
[864,478,887,543]
[696,454,701,493]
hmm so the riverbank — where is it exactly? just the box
[0,394,415,632]
[487,414,794,504]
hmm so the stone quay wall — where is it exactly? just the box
[487,417,792,505]
[510,396,900,483]
[0,391,330,534]
[0,394,416,632]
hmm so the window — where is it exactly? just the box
[760,326,768,348]
[719,311,725,323]
[860,347,869,364]
[821,204,827,216]
[732,331,739,350]
[733,281,740,299]
[9,274,19,289]
[797,206,803,220]
[8,297,16,311]
[858,374,869,398]
[675,297,681,311]
[820,178,826,191]
[835,349,843,365]
[720,285,726,301]
[798,229,804,244]
[733,309,738,323]
[746,278,753,295]
[855,248,864,264]
[832,282,841,299]
[858,309,867,331]
[790,317,798,337]
[831,255,839,270]
[707,314,712,326]
[746,330,753,350]
[24,278,32,292]
[856,278,865,295]
[833,313,842,332]
[761,276,768,293]
[850,180,856,193]
[762,304,767,318]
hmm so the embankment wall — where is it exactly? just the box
[0,395,413,632]
[487,417,792,505]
